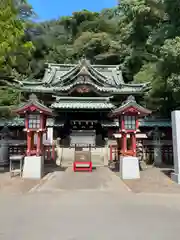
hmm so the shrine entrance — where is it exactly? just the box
[58,120,105,148]
[57,120,106,167]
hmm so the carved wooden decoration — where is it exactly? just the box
[76,85,90,93]
[124,107,138,114]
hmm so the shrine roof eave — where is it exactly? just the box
[0,117,171,128]
[19,68,150,94]
[110,101,152,118]
[15,104,52,116]
[51,101,116,110]
[21,80,149,89]
[15,94,52,116]
[20,85,146,95]
[53,96,112,101]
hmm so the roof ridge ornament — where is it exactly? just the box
[122,95,136,105]
[79,56,90,66]
[127,95,136,102]
[29,93,38,101]
[79,66,88,75]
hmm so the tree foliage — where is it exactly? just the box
[1,0,180,117]
[0,0,34,116]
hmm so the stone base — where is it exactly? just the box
[23,156,44,180]
[120,156,140,180]
[171,172,180,184]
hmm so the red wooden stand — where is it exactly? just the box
[73,161,92,172]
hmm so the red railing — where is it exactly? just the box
[110,145,118,161]
[109,145,135,161]
[44,144,56,162]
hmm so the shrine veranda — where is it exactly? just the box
[0,59,173,165]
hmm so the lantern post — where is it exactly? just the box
[109,96,151,180]
[110,96,151,179]
[14,94,52,179]
[110,96,151,157]
[120,110,139,156]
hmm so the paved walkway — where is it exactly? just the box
[33,167,129,193]
[0,168,180,239]
[0,189,180,239]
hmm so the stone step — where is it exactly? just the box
[56,147,107,167]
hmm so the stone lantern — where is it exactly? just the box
[110,96,151,156]
[14,94,52,179]
[0,125,12,168]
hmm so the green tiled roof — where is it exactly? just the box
[0,117,55,127]
[139,119,171,127]
[0,116,171,128]
[0,117,25,127]
[51,97,115,109]
[21,83,146,94]
[19,59,148,95]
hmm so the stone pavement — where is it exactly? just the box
[0,189,180,239]
[0,167,180,239]
[32,167,129,193]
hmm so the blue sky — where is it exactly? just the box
[29,0,118,21]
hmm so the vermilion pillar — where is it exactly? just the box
[122,133,127,154]
[27,132,31,156]
[131,133,136,156]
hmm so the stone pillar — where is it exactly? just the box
[47,127,53,144]
[56,146,63,166]
[154,144,162,166]
[103,138,109,166]
[171,111,180,183]
[153,127,162,166]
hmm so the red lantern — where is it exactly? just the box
[109,96,151,156]
[14,94,52,156]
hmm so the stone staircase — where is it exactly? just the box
[56,147,106,167]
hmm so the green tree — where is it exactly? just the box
[6,1,180,117]
[0,0,33,79]
[0,0,34,117]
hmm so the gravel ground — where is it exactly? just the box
[123,166,180,193]
[0,172,40,194]
[0,165,59,194]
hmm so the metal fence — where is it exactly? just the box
[109,141,174,165]
[9,144,56,163]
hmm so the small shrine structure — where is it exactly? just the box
[109,96,151,156]
[14,94,52,179]
[15,94,52,156]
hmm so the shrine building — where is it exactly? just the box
[16,59,151,144]
[1,59,173,166]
